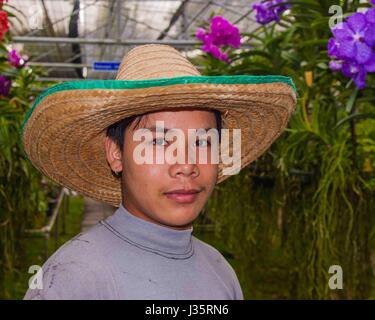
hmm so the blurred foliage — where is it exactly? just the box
[2,196,84,300]
[193,0,375,299]
[0,4,57,298]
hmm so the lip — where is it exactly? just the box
[164,189,201,204]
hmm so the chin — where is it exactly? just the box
[162,209,198,227]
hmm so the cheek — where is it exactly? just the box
[199,164,218,185]
[124,159,167,190]
[123,139,168,181]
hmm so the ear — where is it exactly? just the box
[104,136,123,173]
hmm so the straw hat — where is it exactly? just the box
[21,44,297,207]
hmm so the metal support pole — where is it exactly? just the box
[116,0,122,41]
[45,233,49,261]
[62,193,67,235]
[12,36,199,46]
[54,204,59,250]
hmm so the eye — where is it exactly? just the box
[196,139,210,147]
[152,137,168,146]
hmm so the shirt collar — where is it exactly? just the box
[101,203,194,259]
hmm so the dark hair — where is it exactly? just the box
[106,109,223,153]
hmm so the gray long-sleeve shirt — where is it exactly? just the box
[24,204,243,300]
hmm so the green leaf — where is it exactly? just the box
[334,113,375,130]
[345,87,358,113]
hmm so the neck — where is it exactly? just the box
[122,200,192,231]
[101,203,194,259]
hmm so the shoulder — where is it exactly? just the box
[192,236,244,300]
[23,224,117,300]
[192,236,235,273]
[42,222,113,270]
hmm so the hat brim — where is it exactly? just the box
[21,75,297,207]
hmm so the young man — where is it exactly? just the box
[22,44,297,299]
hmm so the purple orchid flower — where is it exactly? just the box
[0,75,11,96]
[210,16,241,48]
[328,8,375,89]
[8,49,27,68]
[252,0,290,25]
[332,13,373,64]
[195,16,240,63]
[203,40,230,63]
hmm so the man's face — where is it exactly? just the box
[105,109,219,230]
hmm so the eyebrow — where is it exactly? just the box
[139,126,217,133]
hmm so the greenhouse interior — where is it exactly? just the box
[1,0,375,301]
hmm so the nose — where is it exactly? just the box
[169,161,199,179]
[167,136,201,179]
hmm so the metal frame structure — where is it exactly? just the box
[8,0,257,80]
